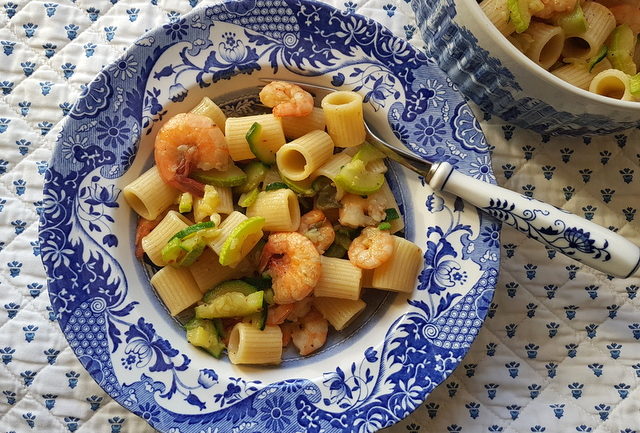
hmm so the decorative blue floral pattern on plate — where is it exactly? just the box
[39,1,499,432]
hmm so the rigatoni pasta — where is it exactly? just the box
[313,256,362,300]
[276,130,335,181]
[480,0,515,36]
[123,166,178,220]
[189,248,248,292]
[142,210,191,266]
[562,1,615,60]
[190,96,227,133]
[208,211,248,254]
[552,58,611,90]
[227,323,282,365]
[371,236,423,293]
[150,265,202,316]
[321,91,366,147]
[225,114,285,161]
[246,188,301,231]
[313,151,353,180]
[313,297,366,330]
[589,68,635,100]
[281,107,325,139]
[522,22,564,69]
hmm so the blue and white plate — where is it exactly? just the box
[39,1,499,432]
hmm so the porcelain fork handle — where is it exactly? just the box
[428,161,640,278]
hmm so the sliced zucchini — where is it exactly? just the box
[608,24,637,75]
[507,0,532,33]
[334,226,355,250]
[257,299,268,330]
[242,274,272,291]
[177,235,206,267]
[263,287,275,305]
[264,181,288,191]
[195,291,264,318]
[629,73,640,96]
[185,318,226,358]
[191,162,247,187]
[178,192,193,213]
[378,221,392,231]
[238,188,259,207]
[334,159,384,195]
[162,221,217,266]
[237,160,269,193]
[281,174,316,196]
[313,176,341,210]
[244,238,267,268]
[218,216,266,267]
[170,221,216,241]
[193,185,220,222]
[324,242,347,258]
[203,279,258,303]
[588,45,608,72]
[553,2,586,36]
[161,237,183,264]
[352,142,385,164]
[384,208,400,222]
[247,122,276,164]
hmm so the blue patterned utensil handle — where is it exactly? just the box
[429,162,640,278]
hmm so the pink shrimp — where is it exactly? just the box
[609,3,640,33]
[298,210,336,254]
[532,0,579,19]
[348,226,394,269]
[259,81,314,117]
[338,193,387,228]
[134,205,177,259]
[291,308,328,356]
[154,113,229,196]
[266,298,313,325]
[259,232,321,304]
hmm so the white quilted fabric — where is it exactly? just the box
[392,119,640,433]
[0,1,638,432]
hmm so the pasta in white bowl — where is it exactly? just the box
[411,0,640,135]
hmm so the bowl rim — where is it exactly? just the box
[466,0,640,111]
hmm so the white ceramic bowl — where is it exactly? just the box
[411,0,640,135]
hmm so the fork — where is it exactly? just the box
[267,79,640,278]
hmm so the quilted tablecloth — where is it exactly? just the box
[0,1,638,432]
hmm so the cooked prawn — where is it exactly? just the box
[134,205,177,259]
[280,322,297,347]
[532,0,578,19]
[259,232,321,304]
[154,113,229,196]
[609,4,640,33]
[338,193,387,228]
[267,304,295,326]
[291,308,328,356]
[298,210,335,254]
[266,298,313,325]
[348,226,394,269]
[259,81,314,117]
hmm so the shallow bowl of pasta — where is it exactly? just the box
[412,0,640,135]
[39,1,500,432]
